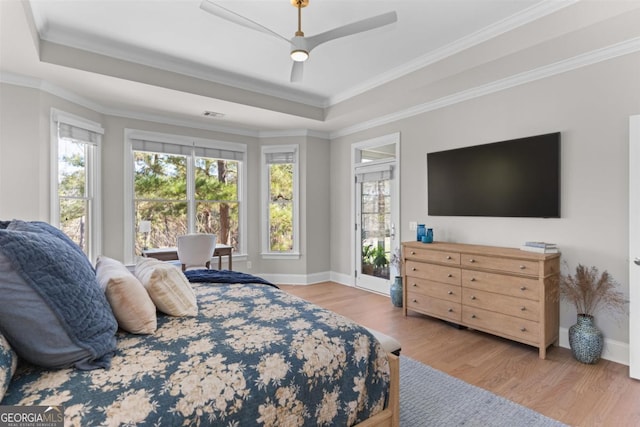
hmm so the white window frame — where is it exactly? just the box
[50,108,103,262]
[261,144,300,259]
[123,129,247,264]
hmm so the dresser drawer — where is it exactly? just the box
[404,247,460,265]
[462,306,539,345]
[406,277,461,303]
[461,254,538,276]
[462,288,539,321]
[407,295,461,323]
[461,270,539,301]
[405,260,461,285]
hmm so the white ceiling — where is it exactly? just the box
[1,0,580,134]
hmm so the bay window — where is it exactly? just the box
[125,130,246,261]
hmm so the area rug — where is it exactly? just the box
[400,356,568,426]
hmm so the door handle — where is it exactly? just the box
[635,258,640,266]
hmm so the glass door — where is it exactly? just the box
[356,165,395,293]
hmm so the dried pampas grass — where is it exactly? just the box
[560,263,626,317]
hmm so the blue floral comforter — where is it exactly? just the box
[2,283,390,426]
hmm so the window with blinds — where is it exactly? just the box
[129,133,246,256]
[262,145,299,256]
[51,109,103,262]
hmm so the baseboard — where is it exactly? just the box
[259,271,331,285]
[558,327,629,366]
[329,271,353,287]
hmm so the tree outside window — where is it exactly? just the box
[262,145,298,256]
[133,152,240,254]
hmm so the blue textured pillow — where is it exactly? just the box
[7,220,94,272]
[0,331,17,401]
[0,228,117,370]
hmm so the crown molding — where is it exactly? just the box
[330,37,640,139]
[258,129,330,139]
[328,0,578,106]
[39,30,328,110]
[0,71,261,138]
[4,37,638,141]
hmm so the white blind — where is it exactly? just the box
[132,139,244,161]
[265,151,296,164]
[355,164,393,183]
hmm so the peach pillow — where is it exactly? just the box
[96,256,157,334]
[134,257,198,317]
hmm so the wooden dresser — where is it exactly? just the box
[402,241,560,358]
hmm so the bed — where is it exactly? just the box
[0,221,399,427]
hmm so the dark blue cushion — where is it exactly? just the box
[0,225,117,370]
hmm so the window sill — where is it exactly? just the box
[261,252,301,260]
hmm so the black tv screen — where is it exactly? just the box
[427,132,560,218]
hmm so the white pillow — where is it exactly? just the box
[134,257,198,317]
[96,256,157,334]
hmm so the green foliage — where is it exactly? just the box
[268,163,294,252]
[133,152,241,253]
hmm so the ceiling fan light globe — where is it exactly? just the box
[291,50,309,62]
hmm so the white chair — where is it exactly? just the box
[177,233,216,271]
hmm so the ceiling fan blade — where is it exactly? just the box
[290,61,304,83]
[200,0,289,44]
[305,11,397,52]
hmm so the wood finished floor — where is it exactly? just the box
[279,282,640,427]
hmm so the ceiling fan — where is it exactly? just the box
[199,0,397,83]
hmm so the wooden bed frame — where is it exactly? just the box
[356,353,400,427]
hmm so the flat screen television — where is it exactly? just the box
[427,132,560,218]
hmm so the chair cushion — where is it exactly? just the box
[96,256,157,334]
[134,257,198,316]
[0,331,17,401]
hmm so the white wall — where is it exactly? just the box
[330,52,640,351]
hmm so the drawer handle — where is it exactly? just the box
[520,306,526,311]
[520,286,527,291]
[448,308,454,312]
[469,259,476,263]
[470,295,476,300]
[412,267,417,271]
[412,283,417,287]
[447,273,453,278]
[412,299,418,303]
[520,327,527,332]
[471,314,477,319]
[411,251,416,255]
[519,265,526,270]
[446,255,452,260]
[470,277,476,282]
[448,290,453,295]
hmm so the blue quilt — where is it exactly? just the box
[184,268,277,287]
[3,283,390,426]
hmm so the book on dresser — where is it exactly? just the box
[520,241,559,253]
[401,241,560,359]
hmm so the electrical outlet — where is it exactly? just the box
[409,221,417,231]
[247,261,252,269]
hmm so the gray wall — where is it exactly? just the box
[0,84,331,278]
[330,52,640,346]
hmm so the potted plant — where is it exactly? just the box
[361,244,374,276]
[371,245,389,278]
[560,263,626,364]
[389,248,402,307]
